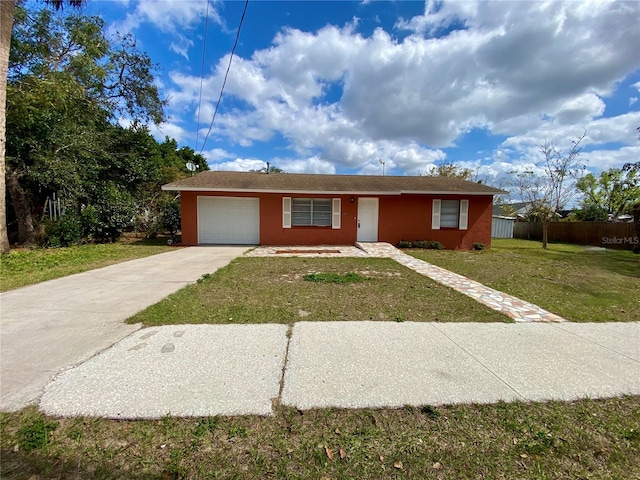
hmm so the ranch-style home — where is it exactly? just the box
[162,171,506,250]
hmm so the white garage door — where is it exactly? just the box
[198,196,260,244]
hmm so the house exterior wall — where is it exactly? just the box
[377,194,493,249]
[179,191,494,249]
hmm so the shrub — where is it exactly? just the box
[87,185,136,242]
[159,196,181,239]
[412,240,444,250]
[472,242,486,251]
[397,240,413,248]
[44,211,82,247]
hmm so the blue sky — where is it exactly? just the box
[79,0,640,186]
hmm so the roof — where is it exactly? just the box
[163,171,507,196]
[492,202,527,216]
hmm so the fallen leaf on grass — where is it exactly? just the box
[393,461,403,470]
[432,462,442,470]
[340,449,347,459]
[325,446,335,461]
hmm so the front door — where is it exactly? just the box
[357,197,379,242]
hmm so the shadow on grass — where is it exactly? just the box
[0,450,138,480]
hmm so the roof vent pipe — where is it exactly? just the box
[266,162,270,174]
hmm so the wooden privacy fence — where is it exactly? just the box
[513,221,639,250]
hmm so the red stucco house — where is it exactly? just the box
[162,171,506,250]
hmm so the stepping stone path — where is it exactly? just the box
[356,242,566,323]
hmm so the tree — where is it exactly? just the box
[250,163,285,174]
[511,132,586,249]
[1,0,85,253]
[423,162,476,181]
[5,4,166,245]
[576,168,640,221]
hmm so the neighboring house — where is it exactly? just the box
[162,171,506,250]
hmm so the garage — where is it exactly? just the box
[197,196,260,244]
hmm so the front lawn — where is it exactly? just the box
[128,257,509,325]
[407,239,640,322]
[0,238,176,292]
[1,396,638,479]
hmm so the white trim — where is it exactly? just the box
[459,199,469,230]
[162,186,498,196]
[282,197,291,229]
[332,198,341,229]
[431,199,441,230]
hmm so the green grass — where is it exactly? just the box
[0,237,177,292]
[1,396,638,479]
[128,257,509,325]
[407,239,640,322]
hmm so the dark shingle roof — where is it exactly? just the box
[163,171,506,195]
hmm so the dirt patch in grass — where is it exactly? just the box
[0,237,176,292]
[1,396,638,479]
[408,239,640,322]
[128,257,508,325]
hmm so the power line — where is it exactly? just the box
[194,0,211,152]
[199,0,249,155]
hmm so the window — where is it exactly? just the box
[292,198,332,226]
[432,199,469,230]
[440,200,460,228]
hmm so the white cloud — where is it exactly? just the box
[148,122,189,143]
[161,0,640,176]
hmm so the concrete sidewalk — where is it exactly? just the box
[39,321,639,418]
[0,246,248,411]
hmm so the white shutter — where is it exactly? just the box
[431,199,441,230]
[459,199,469,230]
[282,197,291,228]
[332,198,341,229]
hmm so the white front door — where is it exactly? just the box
[357,197,379,242]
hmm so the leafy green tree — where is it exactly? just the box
[5,4,165,245]
[1,0,86,253]
[423,162,476,181]
[250,163,285,174]
[573,204,609,222]
[576,168,640,221]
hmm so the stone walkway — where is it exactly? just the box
[356,242,566,322]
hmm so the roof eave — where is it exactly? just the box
[162,185,504,196]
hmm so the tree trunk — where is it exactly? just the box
[0,0,16,253]
[6,165,35,246]
[633,202,640,254]
[542,221,549,249]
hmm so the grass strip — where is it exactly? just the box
[1,396,638,479]
[128,257,509,325]
[0,238,176,292]
[408,239,640,322]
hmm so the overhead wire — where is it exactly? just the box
[199,0,249,155]
[194,0,211,152]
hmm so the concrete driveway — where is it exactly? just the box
[0,246,248,411]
